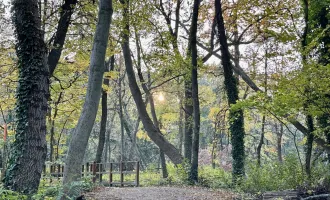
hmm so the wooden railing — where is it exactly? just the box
[42,161,140,187]
[109,161,139,187]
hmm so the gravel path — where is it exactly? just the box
[84,186,236,200]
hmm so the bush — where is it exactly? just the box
[198,166,231,188]
[239,154,304,193]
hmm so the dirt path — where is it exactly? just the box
[84,186,236,200]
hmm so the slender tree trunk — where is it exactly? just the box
[215,0,245,181]
[305,115,314,178]
[48,0,78,76]
[189,0,201,183]
[120,0,182,165]
[49,119,55,162]
[257,115,266,166]
[301,0,314,179]
[178,95,184,154]
[63,0,113,184]
[184,82,193,163]
[118,62,125,161]
[157,0,190,163]
[277,123,283,163]
[1,124,8,180]
[4,0,49,194]
[257,36,268,166]
[104,113,115,163]
[150,97,168,178]
[95,56,114,165]
[212,122,217,169]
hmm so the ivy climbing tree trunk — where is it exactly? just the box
[63,0,113,184]
[4,0,49,194]
[215,0,245,181]
[189,0,201,183]
[120,0,183,165]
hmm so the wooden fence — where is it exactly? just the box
[42,161,139,187]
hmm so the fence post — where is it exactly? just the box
[109,163,113,186]
[50,164,53,183]
[57,164,60,180]
[120,161,123,187]
[86,162,90,176]
[92,161,96,183]
[82,164,85,177]
[99,163,103,182]
[136,161,139,187]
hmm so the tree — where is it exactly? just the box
[215,0,245,180]
[189,0,201,183]
[120,0,183,165]
[48,0,78,76]
[3,0,49,194]
[95,56,115,164]
[63,0,113,184]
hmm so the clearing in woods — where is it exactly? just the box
[84,186,237,200]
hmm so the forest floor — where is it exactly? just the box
[84,186,238,200]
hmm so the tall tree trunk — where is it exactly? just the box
[49,119,55,162]
[120,0,183,165]
[4,0,49,194]
[95,56,114,164]
[118,60,125,161]
[305,115,314,178]
[211,122,217,169]
[257,115,266,166]
[63,0,113,184]
[48,0,78,76]
[277,123,283,163]
[178,95,184,154]
[184,82,193,163]
[149,96,168,178]
[189,0,201,183]
[257,35,268,166]
[301,0,314,179]
[157,0,190,163]
[104,113,116,163]
[1,124,8,180]
[215,0,245,181]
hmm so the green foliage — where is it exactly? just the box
[198,166,232,188]
[239,155,304,193]
[0,186,28,199]
[57,179,94,200]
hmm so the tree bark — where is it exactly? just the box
[178,95,184,154]
[257,46,268,166]
[184,82,193,163]
[189,0,201,183]
[215,0,245,181]
[120,0,183,165]
[63,0,113,184]
[95,56,115,164]
[48,0,78,76]
[277,123,283,163]
[157,0,191,164]
[4,0,49,194]
[305,115,314,178]
[257,115,266,166]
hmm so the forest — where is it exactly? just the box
[0,0,329,199]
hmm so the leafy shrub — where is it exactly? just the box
[239,154,304,193]
[0,186,28,200]
[198,166,231,188]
